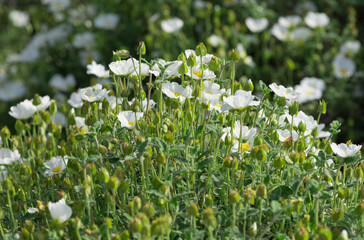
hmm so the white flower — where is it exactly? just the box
[221,122,257,141]
[300,77,325,91]
[164,60,183,79]
[9,99,37,119]
[68,91,83,108]
[271,23,291,41]
[117,111,143,129]
[333,54,356,79]
[44,0,71,12]
[80,87,109,102]
[291,27,311,41]
[340,230,349,240]
[36,96,52,111]
[295,84,322,103]
[94,13,119,30]
[87,61,109,78]
[9,10,29,27]
[161,17,184,33]
[149,59,166,77]
[269,83,299,100]
[129,98,156,112]
[221,90,260,112]
[0,149,21,165]
[28,208,39,214]
[304,12,329,28]
[72,32,95,49]
[44,156,68,176]
[0,82,27,101]
[245,17,269,33]
[278,16,301,28]
[50,74,76,92]
[295,2,317,15]
[54,113,66,127]
[317,124,330,138]
[187,66,216,80]
[162,82,193,103]
[207,34,225,47]
[277,129,299,142]
[109,58,136,76]
[75,117,88,133]
[78,50,100,66]
[339,40,361,56]
[131,62,150,77]
[330,143,361,158]
[48,198,72,223]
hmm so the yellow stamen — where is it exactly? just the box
[214,104,221,108]
[52,166,62,173]
[340,68,347,74]
[173,92,182,97]
[305,91,312,96]
[207,92,213,95]
[241,143,250,151]
[193,70,202,79]
[128,122,135,126]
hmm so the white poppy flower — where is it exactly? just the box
[245,17,269,33]
[269,83,299,100]
[277,129,299,142]
[339,40,361,56]
[9,99,37,119]
[9,10,29,27]
[304,12,329,28]
[300,77,325,91]
[117,111,143,129]
[36,96,52,111]
[0,148,21,165]
[291,27,311,41]
[164,61,183,79]
[278,16,301,28]
[162,82,193,102]
[87,61,109,78]
[187,66,216,80]
[271,23,291,41]
[75,117,88,133]
[207,34,225,47]
[295,85,322,103]
[50,74,76,92]
[94,13,119,30]
[109,58,136,76]
[44,156,68,176]
[330,142,361,158]
[221,90,260,112]
[80,87,109,102]
[221,121,257,141]
[28,208,39,214]
[0,82,27,102]
[48,198,72,223]
[333,54,356,79]
[68,91,83,108]
[161,17,184,33]
[131,62,150,77]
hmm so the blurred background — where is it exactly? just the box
[0,0,364,144]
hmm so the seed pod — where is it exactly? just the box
[187,202,199,217]
[228,189,241,203]
[142,203,155,218]
[256,182,267,199]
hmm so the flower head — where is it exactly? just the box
[50,74,76,92]
[269,83,299,100]
[161,17,184,33]
[330,142,361,158]
[162,82,192,103]
[44,156,68,176]
[109,58,136,76]
[304,12,329,28]
[48,198,72,223]
[221,90,260,112]
[9,10,29,27]
[80,87,109,102]
[117,111,143,129]
[9,99,37,119]
[87,61,109,78]
[245,17,269,33]
[0,148,21,165]
[278,16,301,28]
[94,13,119,30]
[333,54,356,79]
[339,40,361,56]
[277,129,299,142]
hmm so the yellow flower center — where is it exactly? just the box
[305,91,312,96]
[207,92,213,95]
[128,122,135,126]
[214,104,221,108]
[52,166,62,173]
[241,143,250,151]
[88,95,92,99]
[340,68,347,74]
[173,92,182,97]
[193,70,202,79]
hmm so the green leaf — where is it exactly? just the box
[280,186,293,198]
[137,139,149,153]
[308,179,319,195]
[271,200,282,213]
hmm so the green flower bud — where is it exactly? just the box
[120,181,129,194]
[295,223,309,240]
[289,101,299,116]
[137,41,146,55]
[121,142,133,155]
[318,100,327,114]
[21,228,30,240]
[134,196,142,210]
[0,126,11,140]
[256,182,267,199]
[187,202,199,217]
[355,167,363,179]
[178,62,188,75]
[242,79,254,92]
[202,208,217,228]
[254,136,264,146]
[298,121,306,132]
[41,111,50,123]
[356,203,364,215]
[98,167,110,183]
[129,217,142,233]
[229,189,241,203]
[316,225,332,240]
[223,156,232,168]
[113,49,129,61]
[273,157,285,169]
[108,176,120,191]
[229,48,240,62]
[32,94,42,106]
[248,222,257,237]
[120,230,130,240]
[187,53,197,67]
[177,52,186,62]
[331,209,343,222]
[49,100,57,116]
[195,42,207,56]
[142,203,155,218]
[256,148,267,161]
[208,56,220,71]
[244,187,256,205]
[156,151,166,164]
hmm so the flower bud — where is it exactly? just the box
[289,101,299,116]
[223,156,232,168]
[229,48,240,62]
[98,167,110,183]
[331,209,343,222]
[187,53,197,67]
[143,203,155,218]
[356,203,364,215]
[273,157,285,169]
[195,42,207,56]
[187,202,199,217]
[177,52,186,62]
[355,167,363,179]
[113,49,129,61]
[208,56,220,71]
[32,94,42,106]
[202,208,217,228]
[120,181,129,194]
[49,100,57,116]
[129,217,142,233]
[256,182,267,199]
[137,41,146,55]
[229,189,241,203]
[121,142,133,155]
[178,62,188,75]
[298,121,306,132]
[156,151,166,164]
[244,187,256,204]
[108,176,120,191]
[248,222,257,237]
[0,126,11,140]
[318,100,327,114]
[295,223,309,240]
[242,79,254,92]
